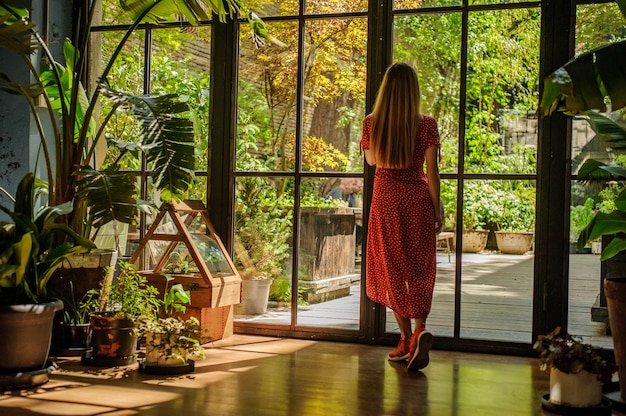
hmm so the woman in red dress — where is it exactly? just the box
[361,62,442,370]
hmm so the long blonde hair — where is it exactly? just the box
[370,63,422,169]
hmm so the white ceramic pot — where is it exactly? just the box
[145,332,188,366]
[549,368,603,407]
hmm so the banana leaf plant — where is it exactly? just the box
[540,0,626,261]
[0,0,266,241]
[0,173,96,305]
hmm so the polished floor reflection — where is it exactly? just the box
[2,335,621,415]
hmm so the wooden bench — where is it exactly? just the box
[437,232,455,262]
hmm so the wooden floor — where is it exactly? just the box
[2,334,624,416]
[0,335,622,416]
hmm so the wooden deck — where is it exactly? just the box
[235,252,611,348]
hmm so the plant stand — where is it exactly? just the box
[0,361,57,390]
[129,200,242,342]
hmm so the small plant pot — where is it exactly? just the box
[89,315,137,361]
[549,368,603,407]
[61,322,91,350]
[144,332,190,367]
[234,278,273,315]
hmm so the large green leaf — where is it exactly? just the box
[75,167,139,229]
[578,210,626,250]
[541,40,626,115]
[100,86,195,202]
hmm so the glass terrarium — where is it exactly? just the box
[129,200,241,309]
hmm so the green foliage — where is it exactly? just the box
[0,173,95,304]
[463,182,499,230]
[0,1,207,241]
[570,198,596,243]
[492,184,536,232]
[82,261,161,320]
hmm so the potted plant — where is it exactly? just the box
[0,0,267,348]
[541,0,626,403]
[80,261,161,366]
[137,274,206,374]
[0,173,94,381]
[52,280,93,355]
[461,181,495,253]
[493,186,535,255]
[534,327,616,409]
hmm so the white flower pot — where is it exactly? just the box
[145,332,189,367]
[549,368,603,407]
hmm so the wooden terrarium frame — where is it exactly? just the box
[129,200,242,310]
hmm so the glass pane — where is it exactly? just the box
[394,12,462,174]
[394,0,460,9]
[567,3,626,348]
[575,2,626,57]
[302,18,368,173]
[99,0,134,26]
[470,0,539,4]
[460,180,535,343]
[245,1,300,17]
[233,176,294,320]
[151,26,212,172]
[298,178,362,329]
[237,21,299,173]
[568,181,611,348]
[306,0,367,14]
[93,30,145,169]
[464,8,540,174]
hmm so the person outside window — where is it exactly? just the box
[360,62,442,371]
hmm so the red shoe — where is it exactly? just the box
[388,339,411,361]
[407,328,433,371]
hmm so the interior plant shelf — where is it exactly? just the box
[129,200,242,341]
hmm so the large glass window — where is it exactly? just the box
[392,3,539,343]
[234,2,367,331]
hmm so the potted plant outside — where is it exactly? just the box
[137,274,206,374]
[80,261,161,366]
[540,0,626,403]
[0,173,94,381]
[534,327,616,409]
[493,186,535,255]
[461,181,495,253]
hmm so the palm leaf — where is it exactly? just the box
[100,86,195,202]
[0,9,38,55]
[75,167,139,229]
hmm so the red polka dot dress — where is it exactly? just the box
[361,114,440,319]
